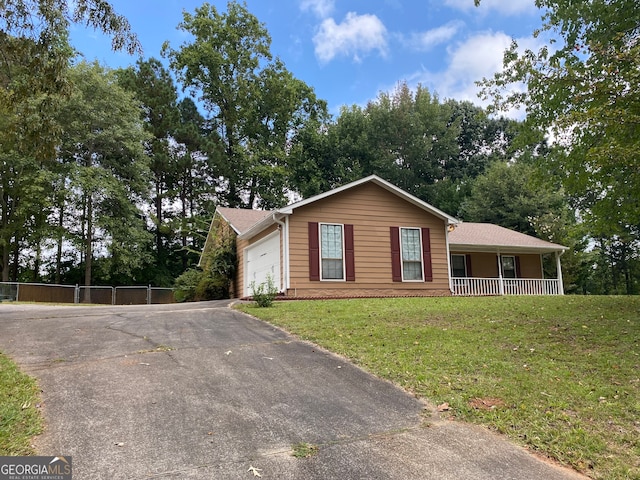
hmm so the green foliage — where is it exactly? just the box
[56,61,153,287]
[162,0,326,209]
[250,274,278,307]
[240,296,640,479]
[478,0,640,260]
[460,158,570,237]
[173,269,201,303]
[287,82,520,212]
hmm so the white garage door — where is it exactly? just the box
[245,232,281,296]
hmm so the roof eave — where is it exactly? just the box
[215,207,243,235]
[279,175,459,224]
[237,212,287,240]
[450,243,568,254]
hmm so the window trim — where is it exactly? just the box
[319,222,346,282]
[400,226,424,282]
[451,254,467,278]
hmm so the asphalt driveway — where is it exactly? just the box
[0,301,586,479]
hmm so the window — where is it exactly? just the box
[451,254,467,278]
[320,223,344,280]
[390,226,432,282]
[501,255,516,278]
[401,227,423,281]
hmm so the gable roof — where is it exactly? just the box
[449,222,567,253]
[278,175,458,222]
[238,175,459,239]
[216,207,273,235]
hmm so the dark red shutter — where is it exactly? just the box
[308,222,320,281]
[465,254,473,278]
[515,256,521,279]
[390,227,402,282]
[421,228,433,282]
[345,224,355,281]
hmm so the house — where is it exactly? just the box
[201,175,567,298]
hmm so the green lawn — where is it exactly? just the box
[0,352,42,455]
[237,296,640,480]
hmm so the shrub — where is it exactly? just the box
[195,273,229,300]
[250,274,278,307]
[173,269,202,302]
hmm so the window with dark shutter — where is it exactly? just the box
[390,226,402,282]
[345,224,355,281]
[421,227,432,282]
[308,222,320,281]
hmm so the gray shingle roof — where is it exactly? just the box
[449,222,567,252]
[216,207,273,235]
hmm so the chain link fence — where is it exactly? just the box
[0,282,175,305]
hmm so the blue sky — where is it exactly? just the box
[69,0,546,118]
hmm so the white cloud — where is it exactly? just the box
[401,21,464,51]
[409,31,543,119]
[445,0,536,16]
[300,0,335,18]
[313,12,388,64]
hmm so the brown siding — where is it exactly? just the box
[516,254,543,278]
[286,183,450,297]
[450,251,543,279]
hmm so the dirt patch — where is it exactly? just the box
[469,397,506,411]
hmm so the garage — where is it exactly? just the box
[244,231,281,296]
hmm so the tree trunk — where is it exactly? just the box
[55,204,63,284]
[11,237,19,282]
[155,175,163,257]
[83,194,93,303]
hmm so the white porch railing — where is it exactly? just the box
[451,278,562,296]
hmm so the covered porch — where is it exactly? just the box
[447,223,567,297]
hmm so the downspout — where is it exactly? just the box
[273,213,288,294]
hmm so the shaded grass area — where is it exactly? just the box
[238,296,640,480]
[0,352,43,455]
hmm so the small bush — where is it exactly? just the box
[173,269,202,302]
[195,273,229,300]
[250,274,278,307]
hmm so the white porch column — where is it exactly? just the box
[555,251,565,295]
[496,252,504,295]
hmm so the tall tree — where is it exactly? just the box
[460,157,569,237]
[57,62,152,294]
[117,59,180,261]
[1,0,140,281]
[162,1,325,208]
[478,0,640,239]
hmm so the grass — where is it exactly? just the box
[237,296,640,480]
[0,352,43,455]
[292,442,319,458]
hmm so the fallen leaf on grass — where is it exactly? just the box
[469,398,505,411]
